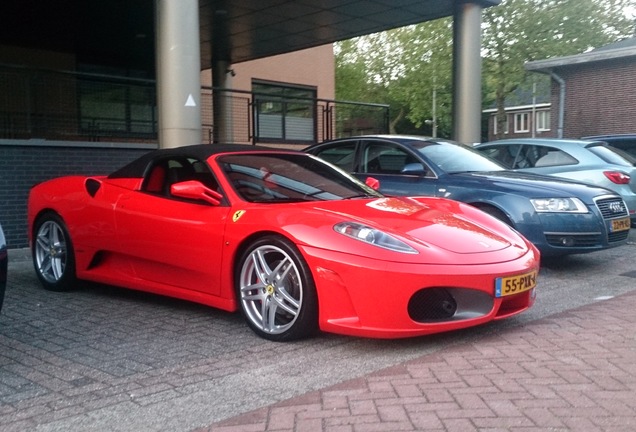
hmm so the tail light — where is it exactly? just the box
[603,171,630,184]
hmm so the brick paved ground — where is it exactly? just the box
[2,239,636,432]
[204,292,636,432]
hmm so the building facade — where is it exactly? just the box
[0,46,339,248]
[483,75,552,142]
[0,0,497,248]
[526,37,636,139]
[200,45,337,147]
[484,103,552,142]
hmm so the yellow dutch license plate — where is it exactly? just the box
[495,270,538,298]
[611,217,631,232]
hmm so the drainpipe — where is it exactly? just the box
[549,70,565,139]
[531,80,536,138]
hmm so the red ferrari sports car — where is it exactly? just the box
[28,144,540,341]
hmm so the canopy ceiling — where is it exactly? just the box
[0,0,499,71]
[201,0,500,66]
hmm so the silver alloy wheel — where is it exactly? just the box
[239,244,303,335]
[35,220,68,283]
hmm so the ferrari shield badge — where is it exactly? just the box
[233,210,246,222]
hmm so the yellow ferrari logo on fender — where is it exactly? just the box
[233,210,246,222]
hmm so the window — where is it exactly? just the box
[479,145,519,169]
[482,144,549,169]
[314,142,357,171]
[78,65,156,137]
[493,115,509,135]
[587,145,633,167]
[535,110,550,132]
[534,148,577,167]
[142,157,219,199]
[514,145,543,168]
[514,113,530,133]
[253,82,316,143]
[361,142,411,175]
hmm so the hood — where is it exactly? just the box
[283,196,533,264]
[452,170,615,200]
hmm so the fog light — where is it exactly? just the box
[559,236,576,247]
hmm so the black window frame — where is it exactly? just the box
[252,80,317,144]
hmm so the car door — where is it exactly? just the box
[355,139,439,197]
[114,156,231,295]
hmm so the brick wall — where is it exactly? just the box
[553,57,636,138]
[0,144,153,248]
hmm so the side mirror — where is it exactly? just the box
[365,176,380,190]
[171,180,223,205]
[401,163,427,175]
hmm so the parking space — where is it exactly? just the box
[1,233,636,431]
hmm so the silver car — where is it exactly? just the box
[476,138,636,225]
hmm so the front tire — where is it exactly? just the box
[236,235,318,341]
[33,212,77,291]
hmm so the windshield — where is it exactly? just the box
[218,153,383,203]
[414,140,505,173]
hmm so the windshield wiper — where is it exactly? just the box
[343,193,378,200]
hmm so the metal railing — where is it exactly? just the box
[0,64,389,145]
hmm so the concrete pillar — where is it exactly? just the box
[452,1,483,145]
[155,0,202,148]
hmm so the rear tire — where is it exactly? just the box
[236,235,318,341]
[32,212,77,291]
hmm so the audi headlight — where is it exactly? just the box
[530,197,588,213]
[334,222,418,254]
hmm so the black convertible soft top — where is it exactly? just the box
[108,143,296,179]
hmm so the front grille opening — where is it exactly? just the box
[596,196,628,219]
[545,233,601,247]
[609,230,630,243]
[408,288,457,322]
[408,287,493,323]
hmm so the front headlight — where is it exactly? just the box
[334,222,418,254]
[530,197,588,213]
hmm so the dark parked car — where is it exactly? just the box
[0,222,7,312]
[305,135,631,257]
[582,134,636,159]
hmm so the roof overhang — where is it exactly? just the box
[0,1,502,72]
[482,102,551,114]
[526,46,636,73]
[200,0,501,66]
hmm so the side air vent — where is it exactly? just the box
[85,178,102,197]
[408,287,494,323]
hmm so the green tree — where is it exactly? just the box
[335,0,636,139]
[336,30,411,133]
[483,0,635,138]
[336,19,455,135]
